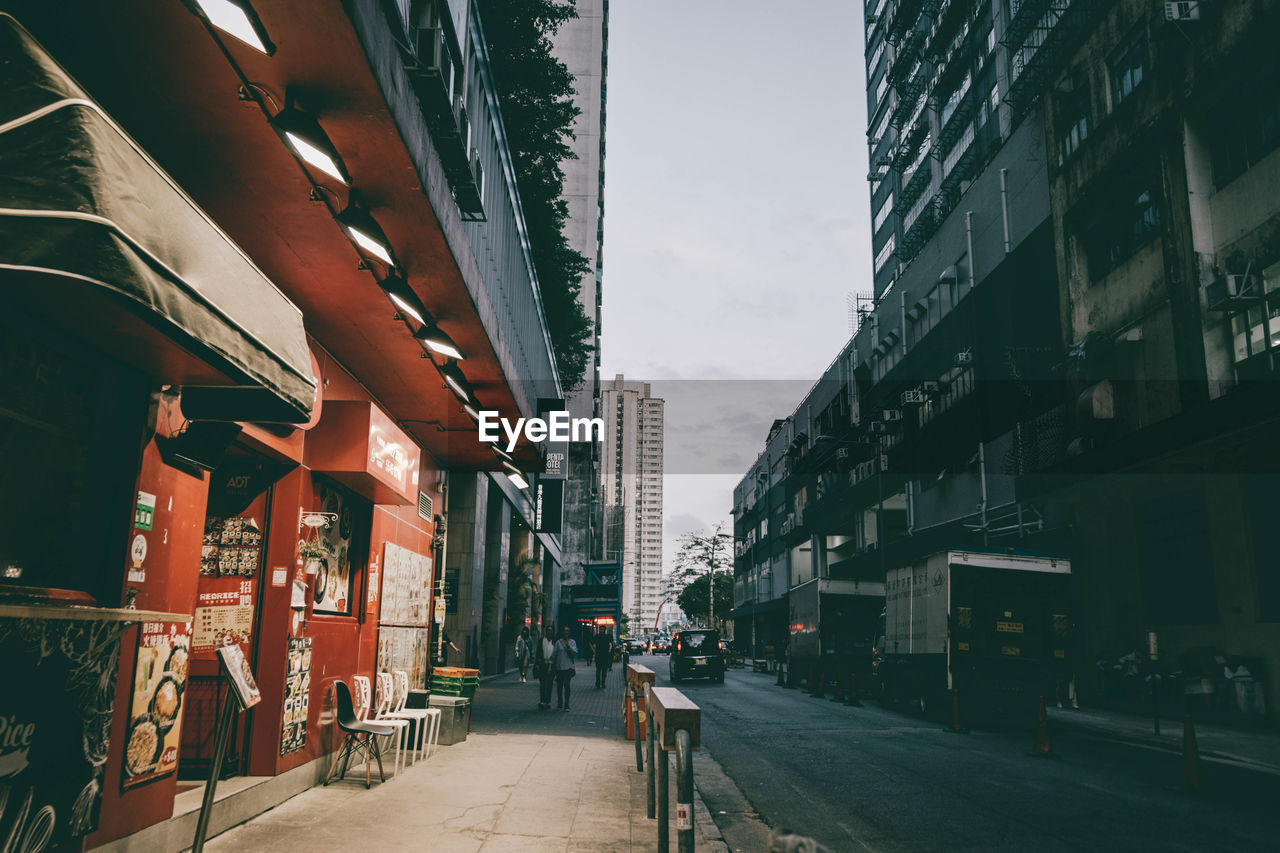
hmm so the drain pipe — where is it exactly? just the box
[1000,168,1011,255]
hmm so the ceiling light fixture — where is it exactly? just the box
[337,195,397,268]
[506,471,530,490]
[415,323,464,360]
[440,360,470,402]
[186,0,275,55]
[268,107,350,184]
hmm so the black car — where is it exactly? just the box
[668,630,725,683]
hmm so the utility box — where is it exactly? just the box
[429,695,471,745]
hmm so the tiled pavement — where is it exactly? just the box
[203,665,762,851]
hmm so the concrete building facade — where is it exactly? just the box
[733,0,1280,719]
[551,0,609,586]
[600,376,665,633]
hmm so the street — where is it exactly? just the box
[633,654,1280,852]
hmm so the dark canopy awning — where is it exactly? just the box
[0,15,315,423]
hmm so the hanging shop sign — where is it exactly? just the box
[122,621,191,789]
[280,637,312,755]
[534,478,564,534]
[306,401,420,505]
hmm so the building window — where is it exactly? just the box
[1109,25,1148,108]
[867,40,884,76]
[1082,177,1162,279]
[1208,56,1280,188]
[874,234,896,274]
[875,73,889,105]
[1057,74,1091,158]
[873,192,894,233]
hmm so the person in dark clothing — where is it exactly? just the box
[439,629,461,666]
[594,630,614,688]
[552,625,578,711]
[534,625,556,709]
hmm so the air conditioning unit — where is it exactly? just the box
[882,408,903,422]
[1163,1,1200,22]
[954,350,973,366]
[868,169,888,182]
[868,136,882,148]
[921,380,941,396]
[901,388,926,406]
[1204,273,1259,312]
[836,447,851,460]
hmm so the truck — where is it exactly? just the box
[786,578,884,694]
[872,549,1071,718]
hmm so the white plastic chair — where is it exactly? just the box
[370,672,410,778]
[385,669,441,762]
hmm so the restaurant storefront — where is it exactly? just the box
[0,17,448,850]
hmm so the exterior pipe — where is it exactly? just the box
[1000,168,1010,254]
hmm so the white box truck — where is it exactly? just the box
[872,549,1071,716]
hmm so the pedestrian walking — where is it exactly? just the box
[594,630,613,688]
[534,625,556,709]
[439,629,461,666]
[515,626,533,683]
[552,625,578,711]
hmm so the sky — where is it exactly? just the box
[598,0,872,572]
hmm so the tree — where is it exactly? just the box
[478,0,594,390]
[676,574,734,629]
[673,524,734,629]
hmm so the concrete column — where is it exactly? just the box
[480,479,512,675]
[443,472,488,669]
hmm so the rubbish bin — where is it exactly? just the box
[429,695,471,745]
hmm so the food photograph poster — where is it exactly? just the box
[123,621,191,789]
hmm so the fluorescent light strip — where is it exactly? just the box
[197,0,269,53]
[388,292,425,325]
[423,335,463,360]
[507,472,529,490]
[501,460,520,474]
[444,373,468,400]
[463,404,480,420]
[347,225,394,265]
[284,132,347,184]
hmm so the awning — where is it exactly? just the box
[0,16,315,423]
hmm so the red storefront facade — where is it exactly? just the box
[0,0,563,848]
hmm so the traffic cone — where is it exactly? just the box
[944,687,968,733]
[1180,713,1201,792]
[846,672,864,707]
[1029,695,1056,757]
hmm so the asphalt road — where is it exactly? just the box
[635,653,1280,852]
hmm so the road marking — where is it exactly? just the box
[1078,733,1280,777]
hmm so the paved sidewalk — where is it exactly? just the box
[1049,704,1280,775]
[204,666,758,851]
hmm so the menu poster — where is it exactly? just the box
[280,637,313,755]
[217,644,262,709]
[200,516,263,577]
[122,621,191,789]
[192,579,254,656]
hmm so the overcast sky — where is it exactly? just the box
[598,0,871,573]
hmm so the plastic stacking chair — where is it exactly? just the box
[386,669,441,762]
[324,680,394,789]
[371,672,411,778]
[353,675,373,720]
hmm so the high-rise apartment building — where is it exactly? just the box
[599,375,664,631]
[551,0,609,585]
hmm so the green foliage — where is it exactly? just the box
[478,0,594,390]
[676,574,734,626]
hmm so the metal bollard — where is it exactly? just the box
[656,726,669,853]
[633,685,644,772]
[645,683,656,819]
[675,728,695,852]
